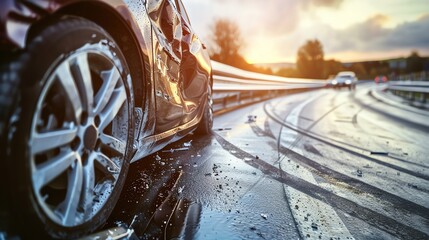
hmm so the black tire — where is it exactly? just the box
[195,83,213,135]
[0,53,23,236]
[4,17,134,239]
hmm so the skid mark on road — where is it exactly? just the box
[264,103,429,181]
[254,123,429,218]
[251,122,429,213]
[354,92,429,133]
[351,101,429,169]
[279,145,429,219]
[263,117,275,139]
[214,133,429,240]
[267,97,426,170]
[270,93,355,239]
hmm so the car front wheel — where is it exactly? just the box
[4,17,134,239]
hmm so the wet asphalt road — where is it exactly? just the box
[104,83,429,240]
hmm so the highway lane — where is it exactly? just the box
[103,83,429,240]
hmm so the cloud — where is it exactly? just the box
[418,14,429,21]
[290,13,429,60]
[185,0,345,41]
[381,16,429,50]
[306,0,344,8]
[337,14,429,51]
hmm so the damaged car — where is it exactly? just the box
[0,0,212,238]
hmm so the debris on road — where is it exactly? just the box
[130,215,138,227]
[215,127,232,131]
[357,169,363,177]
[247,115,257,123]
[311,223,318,231]
[162,147,189,153]
[363,164,372,169]
[370,151,389,156]
[183,140,193,147]
[212,163,221,175]
[178,186,185,194]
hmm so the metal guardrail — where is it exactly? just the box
[386,81,429,104]
[392,71,429,82]
[211,61,325,112]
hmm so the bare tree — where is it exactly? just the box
[210,19,243,66]
[297,39,325,79]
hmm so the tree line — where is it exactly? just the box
[209,19,429,80]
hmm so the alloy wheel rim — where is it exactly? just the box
[29,51,129,226]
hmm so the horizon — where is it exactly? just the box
[250,53,428,65]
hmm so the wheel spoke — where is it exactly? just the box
[59,160,83,225]
[100,133,126,157]
[75,53,94,113]
[32,128,78,154]
[94,151,120,178]
[99,86,127,131]
[81,156,95,218]
[94,68,120,115]
[32,151,78,191]
[56,61,83,121]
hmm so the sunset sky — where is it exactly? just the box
[184,0,429,63]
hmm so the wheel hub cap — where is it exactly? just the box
[84,125,98,150]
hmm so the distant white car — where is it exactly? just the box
[331,71,357,90]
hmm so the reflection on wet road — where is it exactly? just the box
[106,83,429,239]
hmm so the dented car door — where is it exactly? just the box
[175,0,211,124]
[147,0,184,132]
